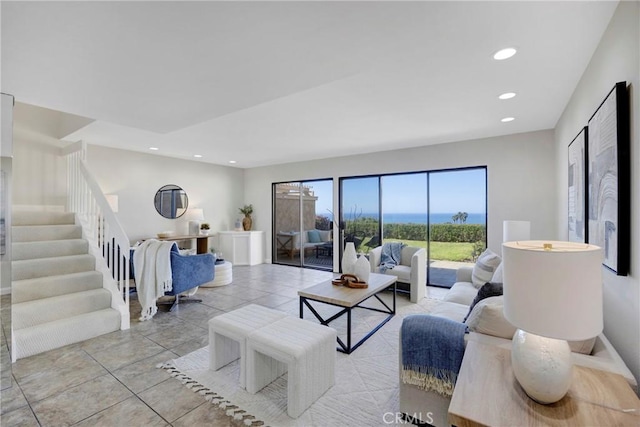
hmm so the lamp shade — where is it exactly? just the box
[184,208,204,221]
[503,220,530,242]
[502,240,603,341]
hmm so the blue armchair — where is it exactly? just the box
[130,243,215,311]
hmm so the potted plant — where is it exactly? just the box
[200,222,210,235]
[239,204,253,231]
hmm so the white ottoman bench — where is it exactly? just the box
[208,304,288,388]
[246,316,336,418]
[201,261,233,287]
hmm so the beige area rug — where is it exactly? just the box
[159,296,441,427]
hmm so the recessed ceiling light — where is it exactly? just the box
[149,147,159,151]
[501,117,515,122]
[194,154,203,158]
[493,47,517,60]
[499,92,516,100]
[229,160,237,164]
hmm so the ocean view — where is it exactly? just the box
[321,212,485,225]
[383,212,485,225]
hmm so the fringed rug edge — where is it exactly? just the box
[157,361,268,427]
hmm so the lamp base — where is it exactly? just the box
[511,329,572,404]
[188,220,201,236]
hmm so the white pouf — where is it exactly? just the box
[246,316,336,418]
[201,261,233,287]
[208,304,287,388]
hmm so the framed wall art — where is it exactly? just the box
[587,81,630,276]
[568,127,587,243]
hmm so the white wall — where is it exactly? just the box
[245,129,557,263]
[1,94,14,295]
[86,145,245,245]
[12,127,68,208]
[554,0,639,386]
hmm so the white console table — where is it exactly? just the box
[217,231,264,266]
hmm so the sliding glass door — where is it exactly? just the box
[428,168,487,287]
[340,177,380,257]
[339,167,486,289]
[273,179,333,271]
[381,173,428,248]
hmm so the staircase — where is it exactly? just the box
[12,211,121,359]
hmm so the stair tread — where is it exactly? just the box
[12,211,75,226]
[13,289,112,330]
[12,224,83,243]
[13,238,87,245]
[12,271,104,303]
[14,309,120,334]
[13,309,121,359]
[12,254,96,281]
[13,253,94,263]
[13,270,102,285]
[12,239,89,261]
[13,288,110,309]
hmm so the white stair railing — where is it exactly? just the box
[63,141,130,329]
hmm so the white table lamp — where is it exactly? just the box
[502,240,602,404]
[503,220,530,242]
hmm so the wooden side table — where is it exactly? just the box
[155,234,210,254]
[448,339,640,427]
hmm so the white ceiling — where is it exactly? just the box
[2,1,618,168]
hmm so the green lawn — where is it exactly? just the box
[382,239,475,262]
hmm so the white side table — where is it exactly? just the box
[202,261,233,287]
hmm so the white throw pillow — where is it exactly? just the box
[491,262,503,283]
[472,249,501,288]
[465,296,597,354]
[465,296,516,340]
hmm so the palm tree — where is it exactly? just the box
[451,211,469,224]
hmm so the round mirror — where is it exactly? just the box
[154,184,188,219]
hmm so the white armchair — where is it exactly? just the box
[369,245,426,303]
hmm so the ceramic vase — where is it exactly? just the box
[342,242,357,274]
[353,255,371,283]
[242,214,252,231]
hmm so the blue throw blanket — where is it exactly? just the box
[380,242,406,273]
[401,314,467,397]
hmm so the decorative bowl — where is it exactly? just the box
[157,231,174,239]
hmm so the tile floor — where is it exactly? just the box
[0,264,448,426]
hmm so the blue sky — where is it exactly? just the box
[307,169,486,216]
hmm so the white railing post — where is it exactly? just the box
[62,142,130,329]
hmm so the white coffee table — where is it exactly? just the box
[201,260,233,287]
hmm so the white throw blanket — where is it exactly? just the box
[133,239,174,321]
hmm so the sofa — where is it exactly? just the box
[369,245,426,303]
[399,265,638,427]
[277,229,332,258]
